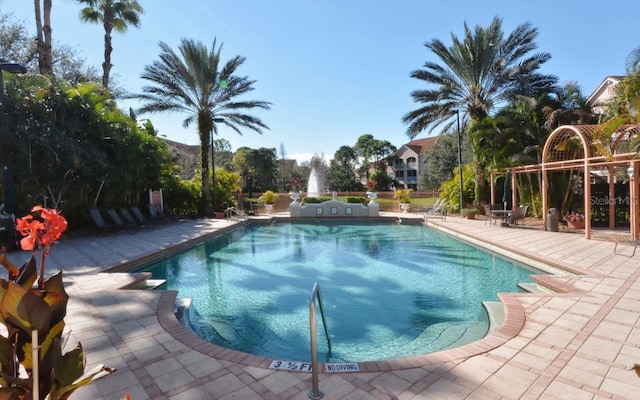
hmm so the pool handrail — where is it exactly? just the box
[309,282,331,399]
[225,206,247,220]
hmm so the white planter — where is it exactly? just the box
[366,191,378,203]
[265,204,274,213]
[289,192,300,204]
[400,203,411,214]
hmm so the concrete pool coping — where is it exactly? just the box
[10,212,638,398]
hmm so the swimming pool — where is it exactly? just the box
[142,220,536,363]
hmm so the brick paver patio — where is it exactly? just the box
[6,213,640,399]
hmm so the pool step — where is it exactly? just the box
[145,279,166,290]
[175,298,192,328]
[518,282,541,293]
[189,313,309,361]
[483,301,505,334]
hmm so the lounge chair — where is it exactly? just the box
[147,204,167,224]
[121,207,153,229]
[89,209,114,234]
[107,209,136,230]
[131,206,156,225]
[423,199,446,221]
[119,208,137,225]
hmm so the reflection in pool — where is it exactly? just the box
[142,221,536,362]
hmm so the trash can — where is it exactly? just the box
[547,208,559,232]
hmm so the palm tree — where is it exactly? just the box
[626,45,640,73]
[34,0,53,74]
[541,82,594,130]
[77,0,144,89]
[133,38,271,214]
[403,16,557,202]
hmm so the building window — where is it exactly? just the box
[407,170,417,177]
[407,157,417,168]
[395,159,404,166]
[395,171,404,178]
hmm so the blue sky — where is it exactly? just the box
[3,0,638,163]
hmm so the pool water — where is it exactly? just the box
[142,221,535,362]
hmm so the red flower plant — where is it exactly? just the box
[15,206,68,289]
[563,212,584,222]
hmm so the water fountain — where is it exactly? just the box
[307,167,320,197]
[289,168,379,218]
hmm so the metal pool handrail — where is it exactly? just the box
[309,282,331,399]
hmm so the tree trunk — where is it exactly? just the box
[34,0,45,73]
[474,163,486,205]
[200,132,211,215]
[34,0,53,74]
[42,0,52,74]
[102,26,113,88]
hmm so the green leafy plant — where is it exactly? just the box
[462,208,479,218]
[258,190,278,204]
[395,189,413,203]
[0,206,114,399]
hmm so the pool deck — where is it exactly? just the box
[6,212,640,399]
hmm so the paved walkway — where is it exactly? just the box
[5,214,640,399]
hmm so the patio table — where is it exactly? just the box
[491,209,512,226]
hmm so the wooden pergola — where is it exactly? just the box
[490,124,640,240]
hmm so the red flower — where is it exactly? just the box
[16,206,67,251]
[15,206,68,289]
[563,212,584,222]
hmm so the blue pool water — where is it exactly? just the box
[142,221,536,362]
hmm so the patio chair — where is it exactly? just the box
[614,240,640,257]
[483,204,495,226]
[89,209,114,234]
[423,199,446,221]
[510,205,528,227]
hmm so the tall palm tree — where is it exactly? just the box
[403,16,557,202]
[626,45,640,74]
[133,38,271,214]
[77,0,144,89]
[34,0,53,74]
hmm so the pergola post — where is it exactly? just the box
[511,170,517,212]
[542,165,548,231]
[584,163,591,239]
[490,170,495,205]
[608,166,616,230]
[632,161,640,240]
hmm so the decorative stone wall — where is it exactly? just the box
[289,200,379,217]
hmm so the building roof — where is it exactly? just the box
[404,136,441,155]
[586,75,625,110]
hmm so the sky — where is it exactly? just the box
[2,0,638,163]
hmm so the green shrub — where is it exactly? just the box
[344,196,367,204]
[303,196,333,204]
